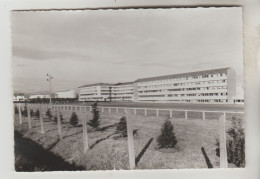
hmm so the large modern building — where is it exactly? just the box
[78,82,134,102]
[55,90,77,99]
[134,67,236,103]
[78,67,237,104]
[29,94,50,99]
[13,93,27,102]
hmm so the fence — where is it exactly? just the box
[14,103,243,169]
[16,103,244,121]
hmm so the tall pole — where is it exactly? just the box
[47,74,53,106]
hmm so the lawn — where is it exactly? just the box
[14,105,244,170]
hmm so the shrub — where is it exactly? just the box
[53,113,64,124]
[157,118,177,149]
[215,116,245,167]
[70,112,78,126]
[30,109,34,117]
[87,102,101,130]
[116,116,127,137]
[45,108,53,120]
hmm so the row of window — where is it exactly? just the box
[139,73,227,85]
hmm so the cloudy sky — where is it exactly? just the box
[11,7,244,94]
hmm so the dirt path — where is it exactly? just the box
[14,130,85,171]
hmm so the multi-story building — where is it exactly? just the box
[29,94,50,99]
[55,90,77,99]
[78,83,112,101]
[111,82,134,101]
[134,67,236,103]
[13,93,27,102]
[78,82,134,102]
[78,67,237,104]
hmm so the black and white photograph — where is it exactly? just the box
[11,7,246,171]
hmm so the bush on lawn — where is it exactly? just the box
[70,112,78,126]
[87,102,101,130]
[157,118,177,149]
[30,109,34,117]
[215,116,245,167]
[53,112,64,124]
[116,116,127,137]
[45,108,53,120]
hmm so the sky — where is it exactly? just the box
[11,7,244,95]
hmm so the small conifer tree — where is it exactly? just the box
[30,109,34,117]
[70,112,78,126]
[87,102,101,130]
[116,116,127,137]
[157,119,177,149]
[215,116,245,167]
[45,108,53,120]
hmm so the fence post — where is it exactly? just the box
[185,110,188,119]
[156,109,159,117]
[144,108,147,117]
[126,110,135,169]
[57,109,62,139]
[170,109,172,118]
[82,111,89,153]
[102,107,104,113]
[219,114,228,168]
[18,103,22,125]
[39,107,45,134]
[27,106,32,129]
[134,108,136,115]
[109,108,111,114]
[202,111,205,120]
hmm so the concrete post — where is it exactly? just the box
[57,110,62,139]
[126,110,135,169]
[27,106,32,129]
[144,108,147,117]
[202,111,205,120]
[219,114,228,168]
[156,109,159,117]
[185,110,188,119]
[134,108,136,115]
[109,108,111,114]
[39,108,45,134]
[18,103,22,125]
[82,112,89,153]
[170,109,173,118]
[116,107,119,113]
[124,108,127,114]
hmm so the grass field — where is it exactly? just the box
[14,106,244,170]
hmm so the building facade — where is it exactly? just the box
[29,94,50,99]
[111,82,134,101]
[134,68,236,103]
[78,67,237,104]
[78,82,134,102]
[13,94,27,102]
[55,90,77,99]
[78,83,112,101]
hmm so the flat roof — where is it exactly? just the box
[79,82,134,88]
[135,67,230,83]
